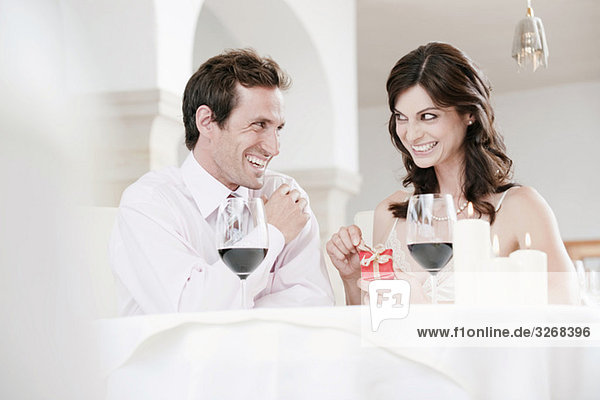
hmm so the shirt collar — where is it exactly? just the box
[181,152,249,219]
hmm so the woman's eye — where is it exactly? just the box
[395,114,407,122]
[422,113,436,121]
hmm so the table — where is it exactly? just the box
[94,305,600,399]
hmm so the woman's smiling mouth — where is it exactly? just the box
[411,141,438,154]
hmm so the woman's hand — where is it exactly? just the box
[326,225,364,305]
[326,225,363,281]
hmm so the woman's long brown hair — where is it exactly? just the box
[386,42,516,224]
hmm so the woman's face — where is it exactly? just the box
[393,85,472,170]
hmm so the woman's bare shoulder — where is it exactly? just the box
[373,190,411,244]
[497,186,573,279]
[374,190,411,214]
[502,186,549,212]
[499,185,557,229]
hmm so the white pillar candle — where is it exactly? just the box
[479,235,521,306]
[453,203,491,305]
[509,233,548,305]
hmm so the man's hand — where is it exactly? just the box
[264,184,309,244]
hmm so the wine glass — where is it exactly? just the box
[216,197,269,309]
[259,174,294,198]
[406,194,457,304]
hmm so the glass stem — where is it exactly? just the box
[431,274,438,304]
[241,279,248,309]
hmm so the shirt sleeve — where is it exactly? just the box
[109,197,284,314]
[253,188,335,308]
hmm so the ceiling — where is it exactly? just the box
[357,0,600,108]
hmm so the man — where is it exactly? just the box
[109,49,334,315]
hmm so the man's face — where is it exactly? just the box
[205,85,285,190]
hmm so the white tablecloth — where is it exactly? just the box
[94,306,600,400]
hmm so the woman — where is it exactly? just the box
[326,42,578,305]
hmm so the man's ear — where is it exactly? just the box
[195,105,216,137]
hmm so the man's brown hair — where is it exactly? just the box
[182,49,291,150]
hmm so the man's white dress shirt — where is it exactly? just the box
[109,153,334,315]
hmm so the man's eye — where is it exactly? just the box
[422,113,437,121]
[253,122,266,129]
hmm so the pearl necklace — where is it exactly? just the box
[431,200,469,221]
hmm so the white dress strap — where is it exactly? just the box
[385,218,399,244]
[495,187,512,212]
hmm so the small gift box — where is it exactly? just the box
[359,244,394,281]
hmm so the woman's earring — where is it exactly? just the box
[468,120,474,125]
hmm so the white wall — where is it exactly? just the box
[62,0,158,93]
[285,0,359,173]
[495,81,600,240]
[347,105,403,216]
[1,0,102,397]
[348,81,600,240]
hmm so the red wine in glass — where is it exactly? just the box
[406,194,457,304]
[407,243,453,275]
[216,198,269,308]
[218,248,268,280]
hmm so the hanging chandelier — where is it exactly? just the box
[511,0,549,72]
